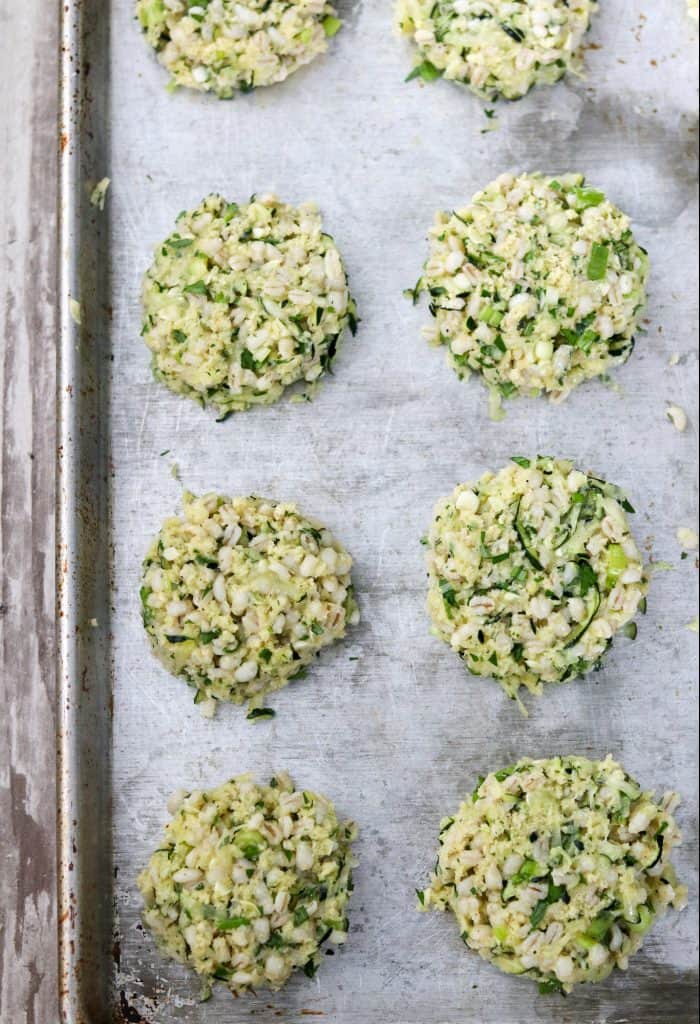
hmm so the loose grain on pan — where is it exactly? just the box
[141,492,359,715]
[136,0,343,97]
[425,457,647,704]
[138,773,357,997]
[396,0,598,100]
[141,194,357,416]
[419,756,686,993]
[410,173,648,410]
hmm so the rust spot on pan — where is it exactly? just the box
[117,990,151,1024]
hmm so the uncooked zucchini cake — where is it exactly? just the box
[140,492,359,713]
[425,457,647,702]
[136,0,343,97]
[418,756,686,993]
[138,773,357,995]
[410,173,648,407]
[141,194,357,416]
[396,0,598,100]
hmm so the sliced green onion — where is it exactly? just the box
[322,15,342,37]
[587,243,609,281]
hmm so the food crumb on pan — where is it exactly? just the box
[676,526,699,550]
[89,176,111,210]
[666,403,689,432]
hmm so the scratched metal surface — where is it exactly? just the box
[58,1,699,1021]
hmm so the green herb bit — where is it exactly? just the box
[247,707,275,721]
[438,578,458,611]
[585,911,615,943]
[140,586,154,625]
[500,22,525,42]
[573,186,605,210]
[510,858,541,886]
[167,236,194,250]
[605,543,628,590]
[404,277,423,305]
[184,279,209,296]
[322,14,342,36]
[478,305,504,327]
[406,60,443,83]
[587,243,609,281]
[294,906,310,926]
[538,977,564,995]
[530,880,566,928]
[217,916,250,930]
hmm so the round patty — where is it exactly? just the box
[141,194,357,416]
[141,492,359,713]
[137,0,342,97]
[425,457,647,702]
[396,0,598,100]
[138,773,357,995]
[419,755,686,992]
[412,173,648,406]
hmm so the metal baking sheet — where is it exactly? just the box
[57,1,699,1021]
